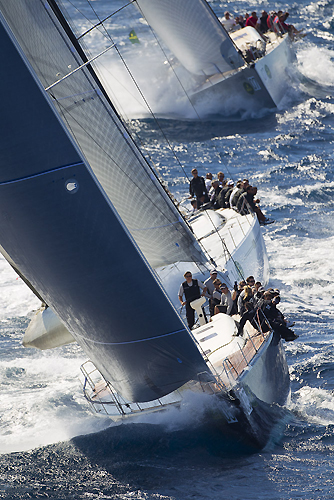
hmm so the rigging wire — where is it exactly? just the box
[93,18,194,181]
[77,0,136,40]
[203,209,246,281]
[53,0,251,276]
[56,3,176,187]
[63,0,236,182]
[75,0,194,182]
[59,0,237,183]
[45,43,116,91]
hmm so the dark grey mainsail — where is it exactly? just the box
[0,1,205,270]
[0,8,209,402]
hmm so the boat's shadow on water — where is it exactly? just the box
[71,411,291,489]
[0,423,256,499]
[72,405,292,461]
[66,422,256,490]
[73,421,252,461]
[132,112,279,142]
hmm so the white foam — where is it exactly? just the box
[0,350,111,453]
[264,231,334,315]
[132,390,236,431]
[289,386,334,425]
[0,255,40,320]
[296,44,334,86]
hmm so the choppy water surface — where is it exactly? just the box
[1,0,334,498]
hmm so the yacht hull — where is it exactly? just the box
[190,35,295,116]
[222,210,269,285]
[83,330,290,451]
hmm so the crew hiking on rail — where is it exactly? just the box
[179,270,298,342]
[188,170,274,225]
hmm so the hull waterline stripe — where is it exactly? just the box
[72,328,188,345]
[0,162,84,186]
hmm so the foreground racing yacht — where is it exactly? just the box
[0,1,290,449]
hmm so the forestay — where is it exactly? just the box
[0,11,209,402]
[136,0,245,75]
[0,0,205,269]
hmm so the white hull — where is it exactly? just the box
[157,208,268,311]
[190,31,295,115]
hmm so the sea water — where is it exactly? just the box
[1,0,334,498]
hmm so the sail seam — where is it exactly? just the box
[74,328,187,345]
[129,221,180,230]
[0,162,84,186]
[54,89,99,101]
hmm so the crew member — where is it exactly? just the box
[214,283,235,315]
[188,168,209,209]
[179,271,207,329]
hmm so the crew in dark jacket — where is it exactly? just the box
[210,180,222,209]
[217,182,231,208]
[237,186,267,223]
[231,179,249,208]
[178,271,207,329]
[261,295,298,341]
[189,168,209,209]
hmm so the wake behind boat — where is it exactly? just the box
[0,1,293,449]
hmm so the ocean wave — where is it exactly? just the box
[290,386,334,425]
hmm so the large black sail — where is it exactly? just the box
[0,0,205,269]
[0,9,208,402]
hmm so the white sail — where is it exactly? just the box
[135,0,244,75]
